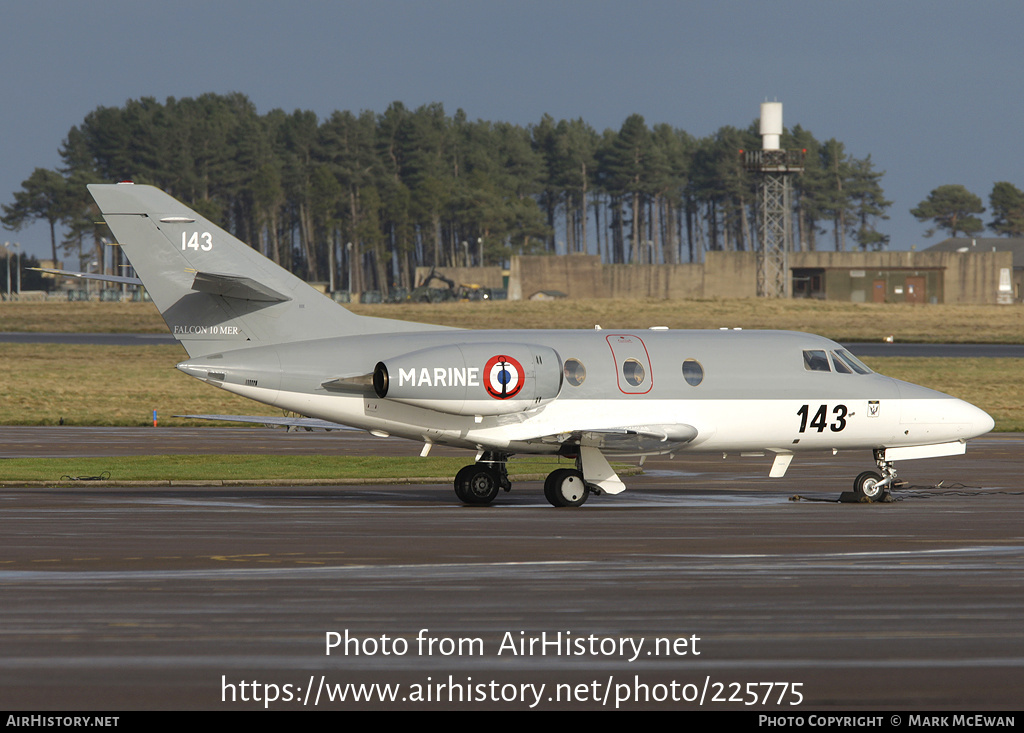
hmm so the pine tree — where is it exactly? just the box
[988,182,1024,236]
[911,185,985,238]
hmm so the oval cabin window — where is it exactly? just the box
[623,358,645,387]
[563,358,586,386]
[682,359,704,386]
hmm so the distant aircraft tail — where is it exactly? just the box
[88,183,446,357]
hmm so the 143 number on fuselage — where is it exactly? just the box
[796,404,848,433]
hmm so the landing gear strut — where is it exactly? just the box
[852,449,898,501]
[453,451,510,506]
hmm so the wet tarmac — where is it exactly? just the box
[0,428,1021,709]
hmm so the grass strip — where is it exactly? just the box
[3,299,1023,343]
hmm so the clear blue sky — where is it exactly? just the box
[3,0,1023,260]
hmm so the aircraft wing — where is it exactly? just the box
[174,414,360,431]
[527,423,699,454]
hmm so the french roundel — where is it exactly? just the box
[484,354,525,399]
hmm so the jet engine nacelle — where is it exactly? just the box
[373,343,563,416]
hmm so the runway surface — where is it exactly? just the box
[0,331,178,346]
[0,428,1021,710]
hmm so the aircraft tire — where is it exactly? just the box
[545,468,589,507]
[454,469,470,503]
[454,464,500,506]
[542,470,559,505]
[853,470,886,501]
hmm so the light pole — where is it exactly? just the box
[12,242,20,296]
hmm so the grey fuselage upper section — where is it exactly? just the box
[182,326,908,406]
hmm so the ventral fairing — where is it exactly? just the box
[57,183,994,507]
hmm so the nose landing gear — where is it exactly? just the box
[852,470,886,500]
[848,449,899,502]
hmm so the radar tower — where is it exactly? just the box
[742,102,804,298]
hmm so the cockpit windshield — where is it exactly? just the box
[832,349,872,374]
[803,350,830,372]
[803,348,872,375]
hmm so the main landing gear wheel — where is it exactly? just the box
[853,470,887,501]
[544,468,590,507]
[454,464,501,506]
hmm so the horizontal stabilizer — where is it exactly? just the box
[175,414,358,431]
[29,267,142,286]
[191,271,291,302]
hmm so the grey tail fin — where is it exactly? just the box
[88,183,447,357]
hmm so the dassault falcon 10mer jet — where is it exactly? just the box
[69,183,994,506]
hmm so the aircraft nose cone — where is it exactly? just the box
[936,395,995,439]
[937,397,994,439]
[895,380,994,439]
[966,401,996,438]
